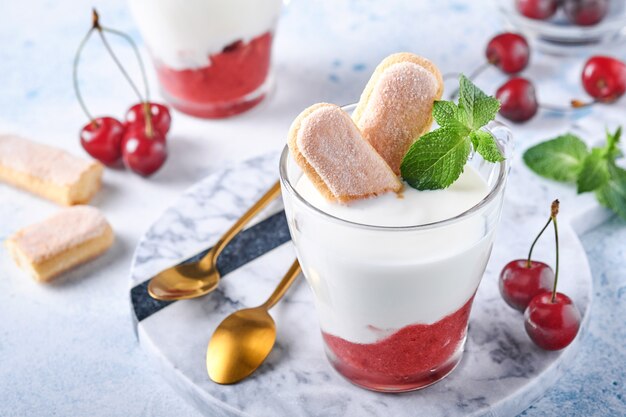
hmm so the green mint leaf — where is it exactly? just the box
[470,130,505,163]
[432,101,469,134]
[400,75,500,190]
[604,126,623,160]
[458,74,500,130]
[432,100,457,125]
[523,133,589,183]
[577,148,611,193]
[400,127,471,190]
[595,164,626,220]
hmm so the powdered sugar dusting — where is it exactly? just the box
[296,106,399,201]
[8,206,110,263]
[0,135,98,185]
[357,62,438,174]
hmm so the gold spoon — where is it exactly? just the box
[147,181,281,301]
[206,260,301,384]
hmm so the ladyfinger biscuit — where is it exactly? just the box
[6,206,114,282]
[352,53,444,174]
[0,134,103,205]
[288,103,402,203]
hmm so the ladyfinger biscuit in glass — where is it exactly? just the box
[352,53,444,174]
[287,103,401,203]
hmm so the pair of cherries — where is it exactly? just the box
[447,32,537,121]
[75,10,170,177]
[80,103,170,176]
[517,0,609,26]
[482,32,539,122]
[497,54,626,123]
[499,200,581,351]
[481,32,626,123]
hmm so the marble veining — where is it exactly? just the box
[129,151,598,417]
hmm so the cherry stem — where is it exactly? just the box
[526,216,553,268]
[73,27,96,123]
[538,99,597,113]
[100,26,154,137]
[142,102,154,138]
[551,199,560,303]
[448,61,491,100]
[94,25,143,104]
[92,9,154,138]
[100,26,150,102]
[539,103,574,112]
[570,99,598,109]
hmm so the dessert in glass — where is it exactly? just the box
[279,54,512,392]
[129,0,282,118]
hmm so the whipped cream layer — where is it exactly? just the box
[292,166,494,344]
[129,0,282,70]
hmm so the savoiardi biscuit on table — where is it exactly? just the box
[0,134,103,205]
[5,206,114,282]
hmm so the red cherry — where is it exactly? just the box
[486,33,530,74]
[581,56,626,102]
[79,116,125,165]
[563,0,609,26]
[522,200,581,351]
[125,102,171,135]
[515,0,559,20]
[496,77,539,122]
[121,126,167,176]
[500,260,555,311]
[524,292,581,350]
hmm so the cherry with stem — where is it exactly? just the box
[499,202,555,311]
[571,56,626,108]
[496,77,594,123]
[92,9,154,138]
[74,9,168,175]
[524,200,581,351]
[74,13,127,166]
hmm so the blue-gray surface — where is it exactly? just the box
[0,0,625,416]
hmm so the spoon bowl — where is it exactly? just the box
[147,181,281,301]
[207,307,276,384]
[148,259,219,300]
[206,260,301,384]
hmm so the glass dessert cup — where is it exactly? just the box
[499,0,626,53]
[129,0,282,118]
[279,104,512,392]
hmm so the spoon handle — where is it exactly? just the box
[262,260,302,310]
[200,181,281,269]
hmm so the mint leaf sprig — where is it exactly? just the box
[400,75,503,190]
[524,127,626,220]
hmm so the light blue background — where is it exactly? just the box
[0,1,624,416]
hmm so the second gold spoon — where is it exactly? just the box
[148,181,281,301]
[206,260,301,384]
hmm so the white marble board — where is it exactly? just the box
[129,151,608,417]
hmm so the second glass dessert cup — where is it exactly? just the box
[279,104,513,392]
[129,0,282,118]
